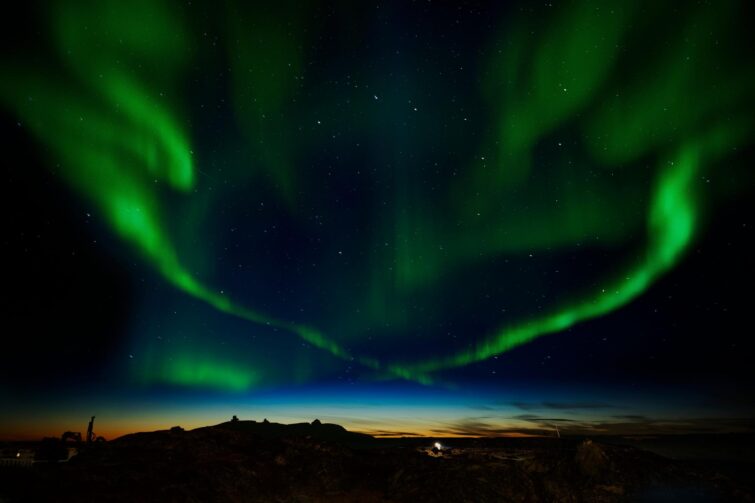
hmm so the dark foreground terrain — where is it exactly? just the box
[0,421,752,502]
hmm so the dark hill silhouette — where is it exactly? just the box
[210,419,375,444]
[114,419,377,448]
[0,422,751,502]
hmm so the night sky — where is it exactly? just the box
[2,0,754,440]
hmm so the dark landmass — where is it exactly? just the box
[0,420,753,502]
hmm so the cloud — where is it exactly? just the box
[513,414,574,423]
[362,430,423,437]
[429,415,755,438]
[349,412,755,439]
[468,405,497,411]
[429,425,548,437]
[426,417,556,437]
[512,401,614,411]
[512,414,540,421]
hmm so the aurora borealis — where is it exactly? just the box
[1,0,754,438]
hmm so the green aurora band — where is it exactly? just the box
[388,128,748,380]
[1,0,752,388]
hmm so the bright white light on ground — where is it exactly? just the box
[434,442,442,450]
